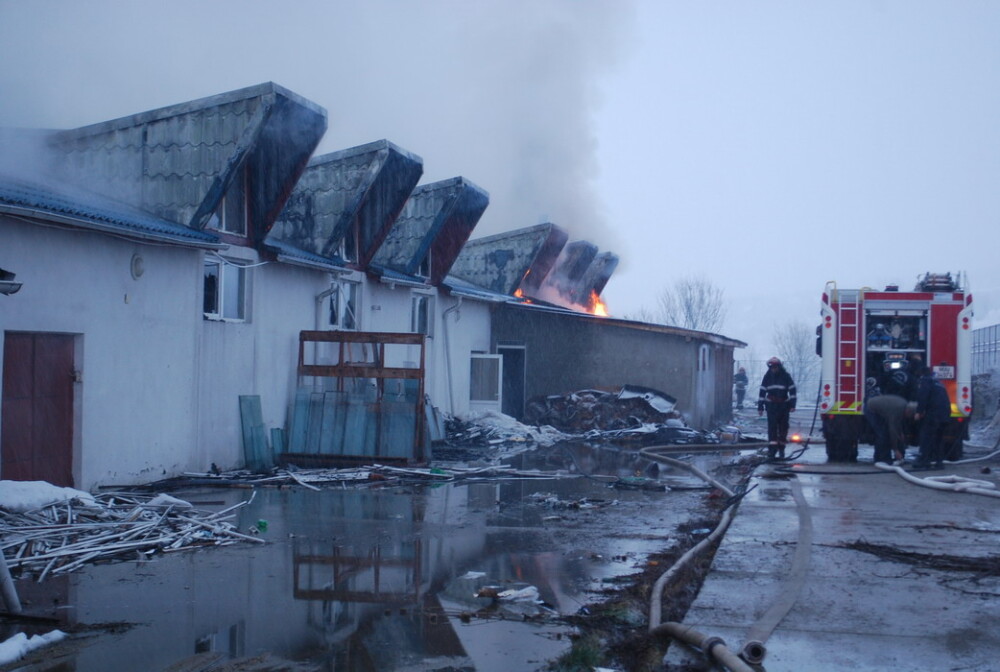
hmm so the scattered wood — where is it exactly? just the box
[1,492,262,582]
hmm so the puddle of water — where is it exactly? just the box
[7,444,729,671]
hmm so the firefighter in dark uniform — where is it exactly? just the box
[912,365,951,470]
[758,357,797,460]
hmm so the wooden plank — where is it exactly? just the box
[300,330,424,345]
[300,364,423,380]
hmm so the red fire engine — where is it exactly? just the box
[817,272,973,462]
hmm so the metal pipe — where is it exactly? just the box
[442,297,463,415]
[0,549,22,614]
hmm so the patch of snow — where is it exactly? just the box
[0,481,95,513]
[458,409,568,447]
[146,493,193,508]
[0,630,67,666]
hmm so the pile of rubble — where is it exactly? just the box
[524,386,681,433]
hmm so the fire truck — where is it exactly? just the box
[817,272,973,462]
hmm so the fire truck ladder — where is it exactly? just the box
[837,294,861,411]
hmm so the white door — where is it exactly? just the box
[469,354,503,414]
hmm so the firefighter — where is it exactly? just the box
[863,390,915,465]
[912,365,951,470]
[734,367,749,409]
[757,357,797,460]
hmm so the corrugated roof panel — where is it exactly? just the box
[0,172,220,247]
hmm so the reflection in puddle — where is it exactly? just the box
[7,443,730,671]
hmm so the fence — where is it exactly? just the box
[973,324,1000,376]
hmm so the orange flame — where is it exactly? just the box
[589,290,609,317]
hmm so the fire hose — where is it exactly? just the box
[874,462,1000,497]
[641,447,754,671]
[641,447,814,668]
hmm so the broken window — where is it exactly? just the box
[328,280,360,331]
[410,292,432,336]
[203,257,247,321]
[417,250,431,279]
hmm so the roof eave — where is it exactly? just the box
[0,204,226,250]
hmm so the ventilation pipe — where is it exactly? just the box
[442,297,463,415]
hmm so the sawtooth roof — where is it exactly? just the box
[371,177,489,286]
[47,82,327,239]
[271,139,423,268]
[449,223,569,296]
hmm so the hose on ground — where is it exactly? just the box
[649,622,755,672]
[739,478,813,664]
[642,446,752,670]
[874,462,1000,498]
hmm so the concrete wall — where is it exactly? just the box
[490,304,736,429]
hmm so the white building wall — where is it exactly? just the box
[197,250,335,471]
[1,216,203,490]
[355,282,493,418]
[431,295,493,418]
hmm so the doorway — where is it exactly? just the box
[498,345,526,420]
[2,332,76,486]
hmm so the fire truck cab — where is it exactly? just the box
[817,272,973,462]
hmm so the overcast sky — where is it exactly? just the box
[2,0,997,359]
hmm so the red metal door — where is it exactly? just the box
[2,332,75,486]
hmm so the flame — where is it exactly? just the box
[514,288,523,298]
[589,290,609,317]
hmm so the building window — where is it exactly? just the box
[470,354,501,403]
[417,250,431,279]
[204,257,247,321]
[328,281,359,330]
[411,293,433,336]
[340,225,358,264]
[209,168,248,236]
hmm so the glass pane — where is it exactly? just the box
[222,264,245,320]
[344,283,357,330]
[470,357,500,401]
[203,262,220,315]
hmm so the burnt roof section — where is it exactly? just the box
[272,140,422,269]
[581,251,619,298]
[450,223,569,296]
[0,171,222,249]
[539,240,598,305]
[372,177,489,286]
[47,82,327,240]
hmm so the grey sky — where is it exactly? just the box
[2,0,997,357]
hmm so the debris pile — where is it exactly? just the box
[524,386,681,433]
[1,491,263,581]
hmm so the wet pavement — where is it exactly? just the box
[664,437,1000,671]
[5,442,747,672]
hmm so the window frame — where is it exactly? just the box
[410,291,434,337]
[328,280,361,331]
[203,256,248,322]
